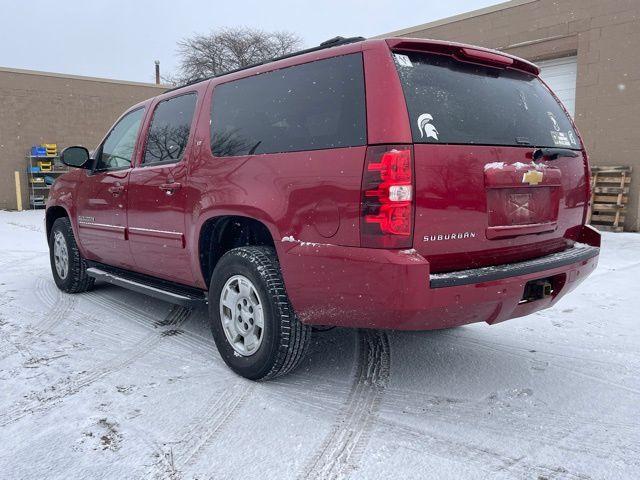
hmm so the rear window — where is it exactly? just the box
[394,51,581,149]
[210,53,366,157]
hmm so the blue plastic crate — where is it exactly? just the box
[29,166,41,173]
[31,146,47,157]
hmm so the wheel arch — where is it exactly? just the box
[45,206,70,239]
[198,215,276,286]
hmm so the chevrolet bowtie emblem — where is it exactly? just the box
[522,170,544,185]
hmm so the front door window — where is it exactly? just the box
[95,108,145,171]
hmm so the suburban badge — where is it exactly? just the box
[423,232,477,242]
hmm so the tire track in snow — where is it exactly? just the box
[0,220,45,271]
[273,376,636,456]
[0,253,44,312]
[6,221,44,234]
[0,252,43,270]
[30,277,77,336]
[12,278,144,346]
[21,276,215,361]
[300,329,390,480]
[148,382,256,479]
[0,277,77,359]
[16,278,637,472]
[0,305,192,428]
[265,374,352,417]
[439,331,640,396]
[270,370,637,466]
[376,417,593,480]
[47,286,217,370]
[0,315,34,361]
[146,325,633,477]
[82,290,217,360]
[379,388,639,467]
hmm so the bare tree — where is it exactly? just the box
[168,27,303,85]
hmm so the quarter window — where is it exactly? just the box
[95,108,144,171]
[211,53,366,157]
[143,93,197,164]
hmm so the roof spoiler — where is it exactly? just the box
[386,38,540,76]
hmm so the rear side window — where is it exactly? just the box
[143,93,197,164]
[394,51,581,149]
[210,53,366,157]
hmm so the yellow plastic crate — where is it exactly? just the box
[43,143,58,157]
[38,161,53,172]
[30,177,45,183]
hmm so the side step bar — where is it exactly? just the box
[86,267,208,307]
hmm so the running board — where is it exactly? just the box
[86,267,208,307]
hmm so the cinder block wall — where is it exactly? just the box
[382,0,640,231]
[0,68,165,210]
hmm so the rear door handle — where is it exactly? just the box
[159,182,182,196]
[108,184,124,196]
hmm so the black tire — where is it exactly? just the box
[209,246,311,381]
[49,217,94,293]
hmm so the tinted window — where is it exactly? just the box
[211,53,366,157]
[96,108,144,170]
[143,93,197,164]
[395,51,581,149]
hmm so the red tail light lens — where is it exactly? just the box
[361,145,414,248]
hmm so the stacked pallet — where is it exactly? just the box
[588,166,632,232]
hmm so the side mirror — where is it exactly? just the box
[61,146,90,168]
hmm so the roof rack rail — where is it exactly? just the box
[165,35,365,93]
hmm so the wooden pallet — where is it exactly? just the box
[588,165,632,232]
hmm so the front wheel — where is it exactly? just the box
[49,217,94,293]
[209,246,311,381]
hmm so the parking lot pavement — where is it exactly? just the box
[1,210,639,480]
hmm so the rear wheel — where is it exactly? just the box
[209,246,311,381]
[49,217,94,293]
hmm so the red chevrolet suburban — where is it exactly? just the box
[46,37,600,380]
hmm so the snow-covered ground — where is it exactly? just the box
[0,210,638,480]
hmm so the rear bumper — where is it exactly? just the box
[429,244,599,288]
[278,227,600,330]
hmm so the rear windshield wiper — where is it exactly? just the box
[532,148,580,161]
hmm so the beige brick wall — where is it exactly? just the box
[382,0,640,231]
[0,68,165,210]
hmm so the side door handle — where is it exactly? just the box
[159,182,182,196]
[108,183,124,196]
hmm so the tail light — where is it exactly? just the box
[457,48,514,68]
[360,145,414,248]
[582,151,592,225]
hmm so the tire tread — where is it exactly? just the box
[50,217,94,293]
[214,246,311,380]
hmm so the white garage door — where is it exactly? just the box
[537,56,578,118]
